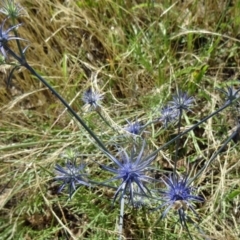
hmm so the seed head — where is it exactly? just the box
[217,86,240,104]
[159,105,178,128]
[124,120,143,135]
[101,141,156,205]
[169,90,194,113]
[82,88,104,111]
[55,160,90,199]
[157,174,203,220]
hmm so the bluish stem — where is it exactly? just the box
[144,100,238,163]
[5,46,109,153]
[179,209,193,240]
[173,109,183,180]
[10,17,25,60]
[118,184,125,240]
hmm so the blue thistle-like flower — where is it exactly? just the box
[159,105,178,128]
[124,120,143,135]
[101,141,156,205]
[0,0,25,19]
[55,160,90,199]
[0,18,25,58]
[216,86,240,104]
[156,174,203,220]
[82,88,104,111]
[169,90,194,113]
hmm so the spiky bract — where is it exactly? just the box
[55,160,90,199]
[101,141,156,205]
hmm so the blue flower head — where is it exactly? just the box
[82,88,104,111]
[124,120,142,135]
[101,141,156,205]
[0,18,25,58]
[55,160,90,199]
[157,174,204,221]
[169,90,194,113]
[159,105,178,128]
[217,86,240,104]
